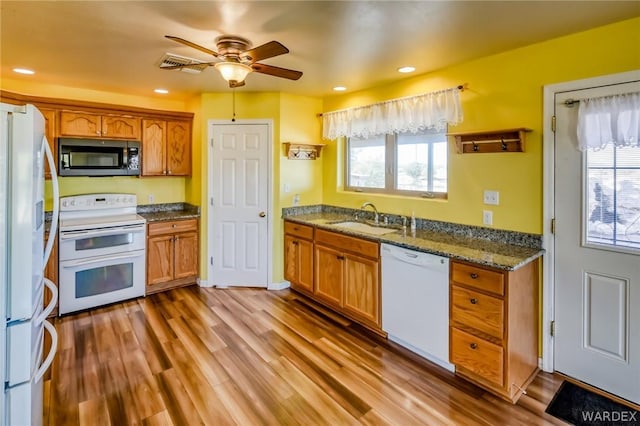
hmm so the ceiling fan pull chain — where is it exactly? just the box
[232,89,236,122]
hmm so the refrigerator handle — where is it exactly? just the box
[43,136,59,265]
[37,278,59,323]
[35,320,58,382]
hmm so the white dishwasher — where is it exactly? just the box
[381,243,455,372]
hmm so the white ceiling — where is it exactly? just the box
[1,1,639,100]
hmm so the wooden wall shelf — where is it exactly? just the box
[283,142,326,160]
[448,128,532,154]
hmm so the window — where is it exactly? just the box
[585,144,640,251]
[346,128,448,197]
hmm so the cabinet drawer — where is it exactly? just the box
[315,229,379,259]
[451,327,504,387]
[451,262,504,296]
[451,286,504,339]
[148,219,198,236]
[284,221,314,240]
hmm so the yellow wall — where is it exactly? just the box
[321,17,640,234]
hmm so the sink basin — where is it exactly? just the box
[330,221,398,236]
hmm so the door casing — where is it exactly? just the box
[206,119,274,289]
[541,69,640,372]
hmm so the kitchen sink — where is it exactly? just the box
[330,221,399,236]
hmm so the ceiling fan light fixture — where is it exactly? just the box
[214,62,252,83]
[397,66,416,73]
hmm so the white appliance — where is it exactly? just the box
[58,193,146,315]
[1,103,59,426]
[381,243,455,372]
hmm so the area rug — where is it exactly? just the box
[545,381,639,425]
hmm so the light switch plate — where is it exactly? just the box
[483,190,499,205]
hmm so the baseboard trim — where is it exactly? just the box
[268,281,290,291]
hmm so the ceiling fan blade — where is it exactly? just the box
[165,35,220,57]
[250,63,302,80]
[242,41,289,64]
[159,62,216,70]
[229,80,246,88]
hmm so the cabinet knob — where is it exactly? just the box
[470,343,478,350]
[470,273,479,279]
[470,298,478,304]
[168,170,172,175]
[292,240,299,245]
[175,236,179,241]
[163,170,167,175]
[336,255,345,260]
[172,224,177,228]
[96,131,101,135]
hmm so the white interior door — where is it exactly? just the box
[210,122,270,287]
[554,81,640,404]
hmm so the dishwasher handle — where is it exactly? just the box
[381,243,448,269]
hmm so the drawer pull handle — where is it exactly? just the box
[172,224,177,228]
[470,298,478,304]
[293,227,299,231]
[470,273,479,279]
[470,343,478,350]
[336,255,345,260]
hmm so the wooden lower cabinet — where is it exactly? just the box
[449,259,539,403]
[313,228,380,330]
[146,218,199,294]
[284,221,314,295]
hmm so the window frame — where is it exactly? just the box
[344,130,448,199]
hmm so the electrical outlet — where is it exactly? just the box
[148,194,154,203]
[293,194,300,206]
[483,210,493,226]
[483,190,499,205]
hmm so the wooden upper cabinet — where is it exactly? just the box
[59,111,141,140]
[142,119,167,176]
[167,120,191,176]
[141,119,191,176]
[40,108,57,180]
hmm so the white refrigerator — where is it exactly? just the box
[1,103,59,426]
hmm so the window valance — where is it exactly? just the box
[322,86,463,140]
[577,91,640,151]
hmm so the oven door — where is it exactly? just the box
[59,224,146,261]
[59,250,145,315]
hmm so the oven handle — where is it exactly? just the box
[60,225,146,241]
[61,252,145,268]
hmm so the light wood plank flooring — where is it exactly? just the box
[44,287,568,425]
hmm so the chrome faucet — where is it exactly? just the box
[361,202,379,225]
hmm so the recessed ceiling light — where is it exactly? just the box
[154,88,169,94]
[333,86,347,92]
[397,66,416,73]
[13,68,35,75]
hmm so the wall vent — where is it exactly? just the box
[158,53,210,74]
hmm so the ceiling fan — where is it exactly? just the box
[162,34,303,88]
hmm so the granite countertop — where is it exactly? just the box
[284,212,543,271]
[137,203,200,222]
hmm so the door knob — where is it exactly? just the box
[259,211,266,217]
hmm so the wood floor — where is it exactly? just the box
[44,286,568,425]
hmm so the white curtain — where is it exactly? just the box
[322,86,463,140]
[577,91,640,151]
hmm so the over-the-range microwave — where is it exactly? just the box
[58,138,140,176]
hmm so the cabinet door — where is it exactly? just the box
[174,232,198,279]
[59,111,101,137]
[166,120,191,176]
[285,235,314,294]
[141,119,167,176]
[102,115,141,140]
[40,109,57,180]
[314,244,343,307]
[147,235,174,285]
[343,254,379,326]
